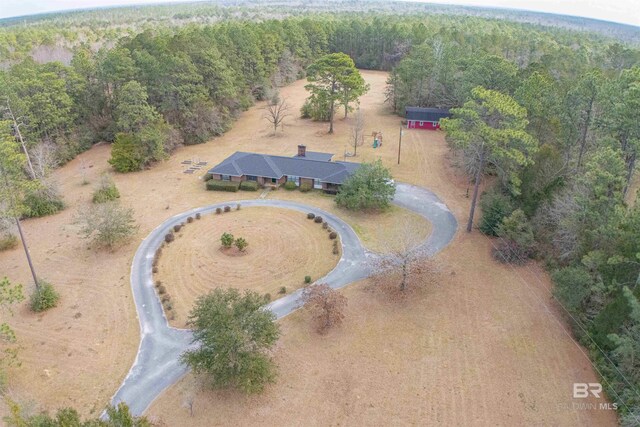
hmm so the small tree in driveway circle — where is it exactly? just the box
[234,237,248,252]
[182,288,280,393]
[220,232,234,248]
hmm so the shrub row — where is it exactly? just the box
[206,180,240,192]
[283,181,297,191]
[240,181,258,191]
[300,183,312,192]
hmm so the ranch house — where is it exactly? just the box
[207,145,360,194]
[405,107,452,130]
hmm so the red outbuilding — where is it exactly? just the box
[405,107,452,130]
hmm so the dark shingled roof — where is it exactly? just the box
[208,152,360,185]
[294,151,334,162]
[405,107,452,122]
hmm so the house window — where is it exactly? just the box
[246,175,257,181]
[287,175,300,185]
[419,121,424,126]
[222,175,231,181]
[271,178,277,183]
[314,179,322,189]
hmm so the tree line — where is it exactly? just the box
[382,18,639,423]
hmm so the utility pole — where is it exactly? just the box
[397,125,403,165]
[0,163,39,290]
[15,217,39,290]
[5,100,36,179]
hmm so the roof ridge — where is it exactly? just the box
[262,155,283,177]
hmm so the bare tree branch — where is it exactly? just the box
[262,95,291,136]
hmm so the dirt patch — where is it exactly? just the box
[155,207,339,328]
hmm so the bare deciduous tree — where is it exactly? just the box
[263,94,291,136]
[29,141,58,180]
[370,220,441,299]
[349,108,365,157]
[301,283,347,334]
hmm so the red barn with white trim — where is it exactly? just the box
[405,107,452,130]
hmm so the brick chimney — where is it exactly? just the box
[297,145,306,157]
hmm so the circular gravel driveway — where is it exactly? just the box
[109,183,457,415]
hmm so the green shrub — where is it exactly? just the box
[196,213,201,220]
[216,207,222,214]
[322,222,328,229]
[30,280,60,313]
[307,213,315,220]
[173,224,182,233]
[158,285,167,294]
[0,234,18,252]
[109,132,144,173]
[206,180,240,192]
[300,183,312,192]
[92,174,120,203]
[224,206,231,212]
[165,233,175,243]
[479,189,514,236]
[221,232,234,248]
[24,189,65,218]
[240,181,258,191]
[329,232,338,240]
[314,216,323,223]
[235,237,248,252]
[202,173,213,182]
[187,216,194,223]
[278,286,287,294]
[283,181,297,191]
[304,276,312,284]
[264,293,272,302]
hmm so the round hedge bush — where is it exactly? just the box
[30,280,60,313]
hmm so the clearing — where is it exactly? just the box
[155,207,339,328]
[0,70,617,426]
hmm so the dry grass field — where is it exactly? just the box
[155,207,339,327]
[0,70,618,426]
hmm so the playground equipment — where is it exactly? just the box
[372,131,383,148]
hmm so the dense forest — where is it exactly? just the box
[0,3,639,423]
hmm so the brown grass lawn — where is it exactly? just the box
[0,70,617,426]
[267,191,432,254]
[155,207,339,328]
